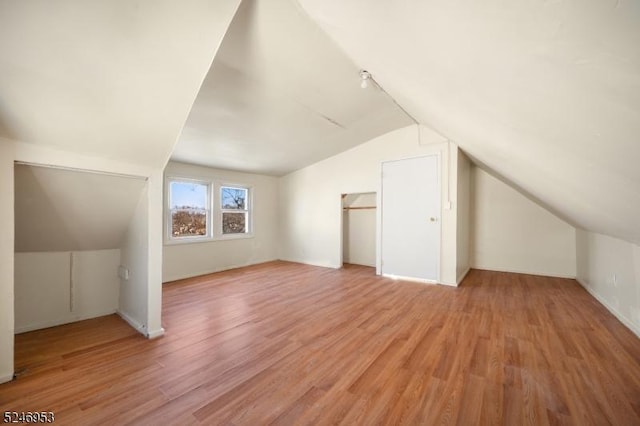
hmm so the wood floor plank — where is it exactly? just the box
[1,262,639,425]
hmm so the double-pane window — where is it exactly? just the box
[166,178,252,242]
[221,186,249,234]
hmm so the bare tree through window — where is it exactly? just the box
[222,187,245,209]
[221,186,248,234]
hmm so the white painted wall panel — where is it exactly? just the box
[15,252,70,332]
[343,209,376,267]
[0,138,14,383]
[456,151,471,283]
[73,250,120,318]
[14,249,120,333]
[471,167,576,278]
[576,230,640,337]
[119,186,149,335]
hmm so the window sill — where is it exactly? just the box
[164,233,254,246]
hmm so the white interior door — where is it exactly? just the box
[381,155,440,282]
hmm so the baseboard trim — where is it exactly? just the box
[147,327,165,339]
[0,372,14,384]
[277,258,339,270]
[14,309,118,334]
[576,278,640,339]
[117,310,146,337]
[456,267,471,285]
[343,261,376,268]
[471,266,576,279]
[383,273,438,285]
[163,258,279,283]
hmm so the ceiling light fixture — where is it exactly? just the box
[358,69,419,127]
[360,70,372,89]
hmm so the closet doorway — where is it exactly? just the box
[342,192,376,268]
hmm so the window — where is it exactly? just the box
[165,177,252,243]
[221,186,249,234]
[168,180,210,239]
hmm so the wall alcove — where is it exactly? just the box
[342,192,376,268]
[14,164,146,333]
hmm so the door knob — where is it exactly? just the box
[430,217,438,222]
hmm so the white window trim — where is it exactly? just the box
[164,176,254,245]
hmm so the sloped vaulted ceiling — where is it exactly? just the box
[171,0,413,176]
[297,0,640,245]
[14,164,147,252]
[0,0,241,169]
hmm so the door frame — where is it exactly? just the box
[377,153,441,283]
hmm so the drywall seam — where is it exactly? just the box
[576,278,640,338]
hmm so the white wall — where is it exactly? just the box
[471,167,576,278]
[456,151,471,283]
[576,230,640,337]
[146,172,164,338]
[0,138,14,383]
[15,250,120,333]
[343,193,376,267]
[278,124,462,285]
[119,184,150,336]
[117,173,164,339]
[162,161,279,282]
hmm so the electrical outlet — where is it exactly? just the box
[612,273,617,287]
[118,265,130,281]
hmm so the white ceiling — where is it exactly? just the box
[298,0,640,245]
[0,0,241,169]
[171,0,413,176]
[15,165,146,252]
[2,0,638,247]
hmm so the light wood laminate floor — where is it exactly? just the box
[1,261,640,425]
